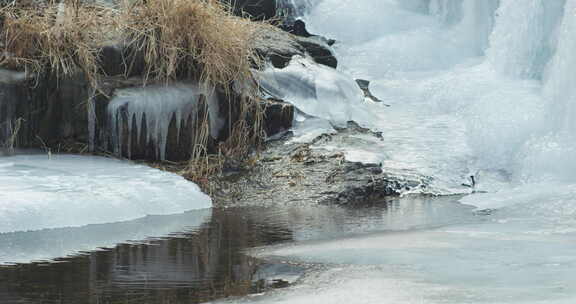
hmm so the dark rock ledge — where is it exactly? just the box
[208,121,431,207]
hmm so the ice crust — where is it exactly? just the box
[0,209,211,265]
[0,154,211,234]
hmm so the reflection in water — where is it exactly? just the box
[0,208,295,304]
[0,196,475,304]
[0,209,212,264]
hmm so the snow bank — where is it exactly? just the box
[0,154,211,234]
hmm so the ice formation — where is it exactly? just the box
[0,209,211,265]
[108,83,223,160]
[229,1,576,303]
[256,57,367,125]
[0,154,212,234]
[265,0,576,192]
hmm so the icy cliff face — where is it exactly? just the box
[220,2,576,303]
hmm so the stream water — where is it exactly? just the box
[0,196,473,304]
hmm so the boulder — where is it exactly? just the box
[227,0,278,21]
[261,98,294,136]
[281,20,336,46]
[355,79,387,104]
[254,26,337,69]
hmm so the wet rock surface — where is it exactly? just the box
[261,98,294,137]
[212,121,430,207]
[254,26,337,69]
[355,79,387,104]
[227,0,278,21]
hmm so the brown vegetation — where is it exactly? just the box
[0,0,271,184]
[120,0,263,87]
[0,1,118,86]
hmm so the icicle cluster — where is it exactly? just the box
[107,84,223,160]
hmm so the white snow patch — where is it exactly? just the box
[0,154,211,234]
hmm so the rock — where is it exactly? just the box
[210,121,431,206]
[97,44,146,77]
[0,70,92,151]
[260,98,294,137]
[355,79,388,105]
[281,20,336,46]
[227,0,278,21]
[253,27,304,69]
[254,26,338,69]
[0,72,225,162]
[294,37,338,68]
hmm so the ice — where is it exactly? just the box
[108,83,222,160]
[0,209,211,265]
[267,0,576,192]
[229,190,576,304]
[256,57,366,126]
[221,189,576,304]
[87,88,97,152]
[0,154,211,234]
[230,0,576,303]
[240,232,576,303]
[287,114,335,144]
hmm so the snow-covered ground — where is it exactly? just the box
[0,154,211,235]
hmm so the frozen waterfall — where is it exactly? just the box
[230,2,576,303]
[272,0,576,193]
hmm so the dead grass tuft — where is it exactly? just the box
[0,1,119,86]
[119,0,264,89]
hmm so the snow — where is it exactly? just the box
[0,154,211,234]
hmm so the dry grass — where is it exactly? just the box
[119,0,263,89]
[1,117,24,154]
[116,0,269,182]
[0,1,119,86]
[0,0,268,89]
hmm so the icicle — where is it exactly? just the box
[107,84,221,161]
[276,0,314,22]
[107,99,121,157]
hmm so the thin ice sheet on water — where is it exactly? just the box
[0,154,211,234]
[0,209,211,265]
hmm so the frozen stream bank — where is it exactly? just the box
[0,154,211,235]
